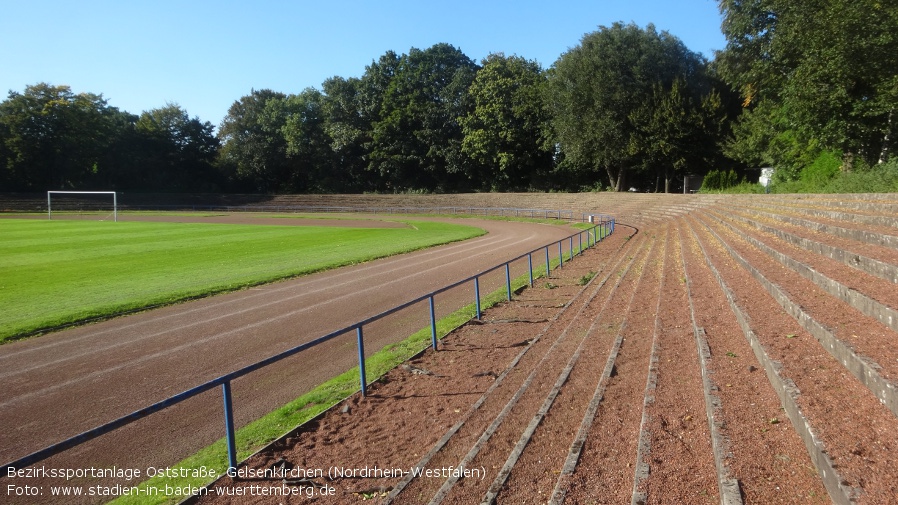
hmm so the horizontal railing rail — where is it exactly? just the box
[2,212,614,475]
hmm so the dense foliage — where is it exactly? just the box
[460,53,554,191]
[717,0,898,184]
[0,84,221,192]
[2,7,895,194]
[700,169,742,191]
[547,23,731,192]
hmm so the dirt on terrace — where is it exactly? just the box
[188,193,898,505]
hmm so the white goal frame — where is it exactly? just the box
[47,191,118,222]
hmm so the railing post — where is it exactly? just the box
[545,247,550,277]
[569,237,574,261]
[505,263,512,301]
[429,295,438,351]
[222,382,238,471]
[578,232,582,254]
[356,327,367,396]
[558,242,564,267]
[474,276,481,320]
[527,253,533,287]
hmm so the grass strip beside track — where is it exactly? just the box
[107,247,586,505]
[0,219,484,343]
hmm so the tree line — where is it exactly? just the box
[0,85,222,193]
[2,6,894,194]
[717,0,897,182]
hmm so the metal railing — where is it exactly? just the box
[3,212,614,474]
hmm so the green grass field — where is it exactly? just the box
[0,213,606,504]
[0,217,485,343]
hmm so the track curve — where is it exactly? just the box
[0,215,577,481]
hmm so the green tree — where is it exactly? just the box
[460,53,553,191]
[779,0,898,165]
[0,113,13,190]
[717,0,898,170]
[547,23,713,191]
[320,76,376,192]
[368,43,478,192]
[629,79,727,192]
[0,83,121,190]
[131,103,220,191]
[218,89,292,192]
[724,100,824,180]
[716,0,781,106]
[281,88,339,192]
[358,51,401,129]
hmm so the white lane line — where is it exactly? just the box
[0,232,550,404]
[0,225,541,363]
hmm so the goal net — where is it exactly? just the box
[47,191,118,221]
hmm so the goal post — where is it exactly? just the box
[47,191,118,222]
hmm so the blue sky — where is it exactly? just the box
[1,0,726,129]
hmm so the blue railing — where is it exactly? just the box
[3,212,614,474]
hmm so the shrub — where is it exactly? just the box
[726,181,766,194]
[700,169,742,192]
[799,150,841,189]
[823,159,898,193]
[701,170,721,191]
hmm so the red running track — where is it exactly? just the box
[0,215,577,482]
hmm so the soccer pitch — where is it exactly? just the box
[0,217,485,343]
